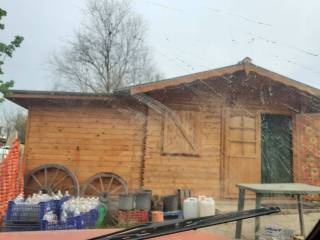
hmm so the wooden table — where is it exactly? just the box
[234,183,320,240]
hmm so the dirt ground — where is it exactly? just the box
[199,199,320,240]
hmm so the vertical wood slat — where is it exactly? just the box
[224,108,261,198]
[144,105,222,197]
[24,104,146,191]
[162,110,199,155]
[294,113,320,200]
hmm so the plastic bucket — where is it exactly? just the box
[163,195,178,212]
[135,191,151,211]
[119,193,135,210]
[151,211,164,223]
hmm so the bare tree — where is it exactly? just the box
[1,109,27,144]
[50,0,161,93]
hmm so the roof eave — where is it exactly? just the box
[5,90,123,108]
[129,63,244,95]
[246,63,320,97]
[128,62,320,97]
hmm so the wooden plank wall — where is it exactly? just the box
[223,107,261,198]
[142,73,301,199]
[22,72,311,199]
[25,101,146,191]
[222,104,292,198]
[142,88,224,197]
[221,81,297,198]
[293,113,320,200]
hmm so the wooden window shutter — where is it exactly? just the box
[162,110,198,155]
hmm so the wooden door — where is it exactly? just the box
[223,108,261,198]
[261,114,293,183]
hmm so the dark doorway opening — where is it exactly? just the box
[261,114,293,183]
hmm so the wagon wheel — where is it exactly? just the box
[82,173,128,225]
[24,164,79,197]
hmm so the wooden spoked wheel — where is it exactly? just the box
[24,164,79,196]
[82,173,128,224]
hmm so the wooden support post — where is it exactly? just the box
[297,194,305,237]
[235,188,245,239]
[254,193,262,240]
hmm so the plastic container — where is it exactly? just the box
[198,196,207,202]
[53,196,70,219]
[199,197,215,217]
[163,210,182,220]
[41,219,78,231]
[141,189,152,197]
[183,197,198,219]
[135,191,151,211]
[41,209,99,230]
[119,193,136,210]
[2,220,41,232]
[77,209,99,228]
[151,211,164,223]
[163,195,178,212]
[118,210,149,225]
[6,200,57,222]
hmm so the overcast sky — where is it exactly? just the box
[1,0,320,98]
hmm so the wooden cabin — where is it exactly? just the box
[7,58,320,199]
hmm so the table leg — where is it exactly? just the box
[235,188,245,239]
[255,193,262,240]
[297,195,305,237]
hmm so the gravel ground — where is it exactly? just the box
[198,199,320,239]
[200,212,319,239]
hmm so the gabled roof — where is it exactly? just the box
[7,90,113,99]
[6,58,320,109]
[126,57,320,97]
[6,90,116,108]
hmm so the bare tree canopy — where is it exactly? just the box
[50,0,161,93]
[1,110,27,144]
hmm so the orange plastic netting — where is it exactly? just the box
[0,140,24,222]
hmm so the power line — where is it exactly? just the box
[247,32,319,57]
[159,33,320,82]
[153,47,193,72]
[273,55,320,74]
[163,37,212,69]
[141,0,183,13]
[205,6,272,27]
[133,1,320,85]
[137,0,320,59]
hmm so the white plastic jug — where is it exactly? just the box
[199,197,215,217]
[183,197,199,219]
[198,195,206,201]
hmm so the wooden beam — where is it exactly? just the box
[130,64,244,94]
[8,93,113,101]
[247,64,320,97]
[130,61,320,98]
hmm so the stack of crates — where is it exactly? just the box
[117,210,149,225]
[3,197,99,231]
[41,208,99,230]
[3,200,58,232]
